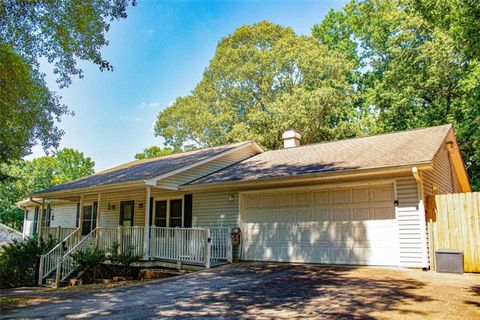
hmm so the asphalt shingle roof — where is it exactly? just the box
[190,125,452,185]
[34,141,249,194]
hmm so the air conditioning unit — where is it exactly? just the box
[435,249,463,274]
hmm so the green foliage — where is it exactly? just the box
[71,246,106,280]
[312,0,480,190]
[107,242,141,275]
[134,146,174,160]
[0,236,56,289]
[0,149,95,229]
[0,0,135,163]
[155,21,362,150]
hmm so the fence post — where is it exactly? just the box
[117,226,123,254]
[205,229,211,269]
[227,228,233,263]
[95,228,100,249]
[54,257,61,288]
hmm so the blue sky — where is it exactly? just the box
[29,0,348,171]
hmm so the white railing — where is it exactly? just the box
[38,228,80,285]
[97,227,118,252]
[120,226,145,256]
[209,227,232,262]
[41,227,78,242]
[149,227,210,266]
[58,229,97,285]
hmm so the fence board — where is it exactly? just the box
[428,192,480,272]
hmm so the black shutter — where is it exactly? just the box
[149,197,153,226]
[33,207,39,235]
[75,203,80,228]
[93,201,98,229]
[184,194,193,228]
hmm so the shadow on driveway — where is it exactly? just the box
[1,263,438,319]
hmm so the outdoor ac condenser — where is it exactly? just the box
[435,249,464,274]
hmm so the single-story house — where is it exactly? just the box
[18,124,470,277]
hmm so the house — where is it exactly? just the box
[17,124,470,284]
[0,223,23,247]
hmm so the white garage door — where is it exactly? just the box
[241,183,398,266]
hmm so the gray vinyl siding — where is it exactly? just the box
[422,144,462,196]
[159,145,259,188]
[192,192,239,227]
[395,176,426,268]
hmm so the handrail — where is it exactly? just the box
[38,228,80,285]
[59,228,97,283]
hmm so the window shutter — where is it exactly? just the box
[184,194,193,228]
[149,197,153,226]
[93,201,98,229]
[76,203,80,228]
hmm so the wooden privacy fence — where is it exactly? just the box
[426,192,480,272]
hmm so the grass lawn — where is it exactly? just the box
[0,297,39,311]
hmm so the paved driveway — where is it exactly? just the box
[2,263,480,319]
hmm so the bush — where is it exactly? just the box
[70,246,106,280]
[0,236,56,289]
[107,242,142,276]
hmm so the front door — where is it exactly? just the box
[81,203,97,236]
[120,201,134,226]
[154,200,167,227]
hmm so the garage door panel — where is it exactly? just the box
[242,183,397,266]
[314,207,331,221]
[313,191,329,204]
[332,207,349,221]
[332,189,349,204]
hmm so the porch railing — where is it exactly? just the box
[41,227,77,242]
[58,229,97,285]
[38,228,80,285]
[149,227,209,266]
[209,227,232,263]
[47,226,232,286]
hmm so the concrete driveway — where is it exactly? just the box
[1,263,480,319]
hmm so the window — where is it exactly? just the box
[81,202,98,235]
[154,200,167,227]
[153,198,183,227]
[120,200,134,226]
[169,199,182,227]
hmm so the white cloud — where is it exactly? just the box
[148,101,161,108]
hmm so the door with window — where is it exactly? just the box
[81,202,97,236]
[120,201,135,227]
[153,199,183,227]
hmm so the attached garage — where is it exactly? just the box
[240,182,398,266]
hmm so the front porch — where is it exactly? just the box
[39,225,232,287]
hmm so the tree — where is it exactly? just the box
[312,0,480,190]
[0,0,135,164]
[0,149,95,229]
[155,21,362,151]
[134,146,173,160]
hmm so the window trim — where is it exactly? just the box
[153,197,184,228]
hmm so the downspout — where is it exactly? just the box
[412,167,429,269]
[29,197,43,206]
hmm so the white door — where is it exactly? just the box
[240,183,398,266]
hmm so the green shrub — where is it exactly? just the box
[70,246,106,280]
[0,236,56,289]
[107,242,142,276]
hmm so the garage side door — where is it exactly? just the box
[240,183,398,266]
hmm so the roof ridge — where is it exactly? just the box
[262,124,452,154]
[93,140,252,176]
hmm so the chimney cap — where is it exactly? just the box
[282,130,301,140]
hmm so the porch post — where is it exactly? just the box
[38,199,45,244]
[144,186,151,260]
[205,229,211,269]
[78,195,84,239]
[97,193,101,228]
